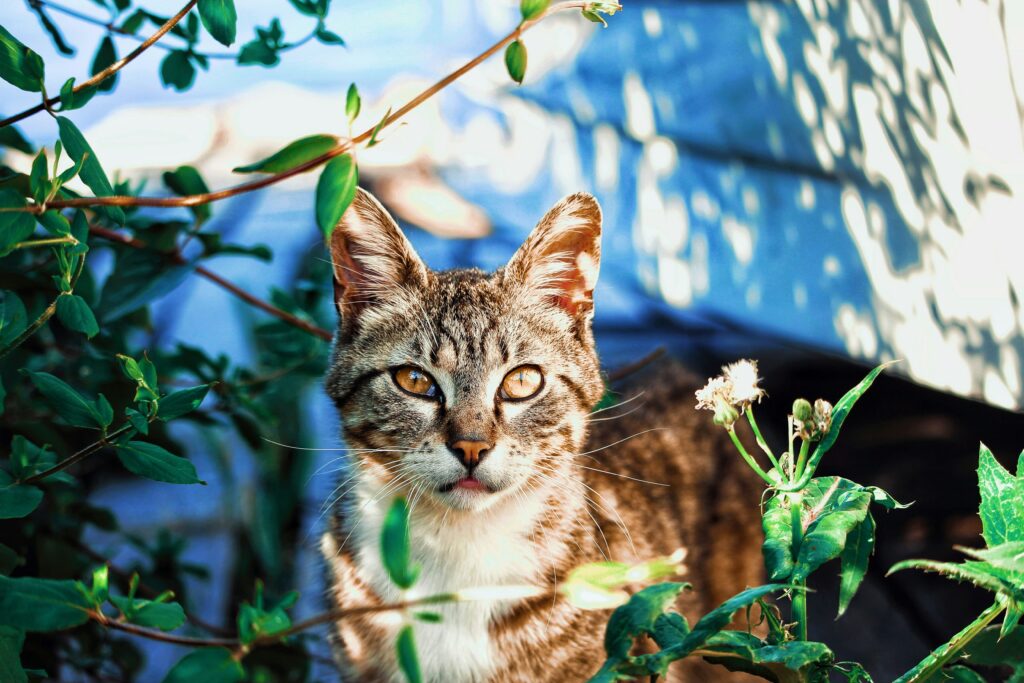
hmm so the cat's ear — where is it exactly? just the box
[504,193,602,318]
[328,188,427,317]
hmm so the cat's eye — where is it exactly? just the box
[393,366,440,400]
[499,365,544,401]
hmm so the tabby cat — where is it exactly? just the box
[321,188,763,682]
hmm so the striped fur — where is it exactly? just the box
[322,190,763,682]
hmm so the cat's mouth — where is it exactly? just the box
[438,476,493,494]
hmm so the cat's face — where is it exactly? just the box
[324,189,603,512]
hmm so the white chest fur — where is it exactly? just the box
[347,482,550,683]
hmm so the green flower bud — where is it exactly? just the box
[792,398,812,421]
[712,397,739,428]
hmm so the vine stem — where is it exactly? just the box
[16,1,609,212]
[893,600,1005,683]
[19,423,133,485]
[1,0,199,129]
[88,224,333,341]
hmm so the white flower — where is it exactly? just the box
[723,359,765,407]
[695,376,729,411]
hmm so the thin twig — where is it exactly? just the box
[21,1,600,211]
[88,224,333,341]
[20,424,132,484]
[607,347,666,383]
[1,0,199,129]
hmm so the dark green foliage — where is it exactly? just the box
[163,648,244,683]
[315,154,358,237]
[233,135,339,175]
[504,40,526,84]
[381,497,419,590]
[396,625,423,683]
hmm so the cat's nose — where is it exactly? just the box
[447,439,493,471]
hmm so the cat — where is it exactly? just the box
[320,188,764,682]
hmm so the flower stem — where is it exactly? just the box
[793,438,810,483]
[894,600,1005,683]
[789,493,808,640]
[745,409,780,472]
[726,428,775,485]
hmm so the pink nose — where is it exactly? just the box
[447,440,492,469]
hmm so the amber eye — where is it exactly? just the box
[393,366,440,400]
[499,365,544,401]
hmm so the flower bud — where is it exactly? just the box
[712,397,739,428]
[792,398,812,421]
[814,399,833,434]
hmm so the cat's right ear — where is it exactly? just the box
[328,188,427,318]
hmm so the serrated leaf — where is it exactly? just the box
[0,576,92,631]
[701,633,835,683]
[116,441,204,485]
[197,0,237,46]
[315,154,358,238]
[381,497,419,589]
[90,35,118,92]
[345,84,361,123]
[603,583,687,659]
[978,444,1024,547]
[233,134,338,174]
[0,26,45,92]
[0,471,42,520]
[838,513,875,616]
[55,294,99,338]
[888,559,1024,601]
[162,647,243,683]
[56,117,125,225]
[520,0,550,21]
[396,625,422,683]
[158,385,211,421]
[762,497,794,581]
[957,541,1024,574]
[23,370,110,429]
[504,40,526,84]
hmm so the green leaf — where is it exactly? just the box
[0,543,21,575]
[55,294,99,338]
[0,26,45,92]
[504,40,526,84]
[31,3,74,56]
[232,134,338,174]
[197,0,237,46]
[116,441,204,485]
[0,575,93,631]
[162,648,244,683]
[762,497,794,581]
[962,624,1024,665]
[90,35,118,92]
[236,587,296,644]
[0,625,26,683]
[22,370,111,429]
[603,583,687,658]
[675,584,792,657]
[922,666,986,683]
[0,190,36,253]
[380,497,419,589]
[957,541,1024,574]
[520,0,550,21]
[888,559,1024,601]
[109,595,186,631]
[366,106,391,148]
[237,39,278,66]
[838,512,875,616]
[701,632,835,683]
[315,154,359,239]
[978,444,1024,547]
[345,84,361,123]
[89,565,108,605]
[315,26,345,45]
[162,165,211,223]
[792,478,872,581]
[57,78,98,112]
[160,50,196,91]
[0,290,27,349]
[158,385,212,421]
[396,625,422,683]
[98,249,195,322]
[0,123,34,155]
[56,116,126,225]
[0,471,42,520]
[29,149,49,204]
[581,9,608,27]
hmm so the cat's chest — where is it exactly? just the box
[351,495,542,682]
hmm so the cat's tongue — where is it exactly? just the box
[455,477,486,490]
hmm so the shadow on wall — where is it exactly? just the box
[440,0,1024,411]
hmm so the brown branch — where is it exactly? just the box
[0,0,198,129]
[30,0,604,212]
[606,347,666,383]
[88,224,333,341]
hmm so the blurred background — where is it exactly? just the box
[3,0,1024,680]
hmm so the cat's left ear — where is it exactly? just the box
[504,193,602,318]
